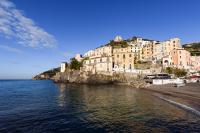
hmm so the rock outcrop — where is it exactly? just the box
[52,70,113,84]
[33,68,148,88]
[52,69,148,88]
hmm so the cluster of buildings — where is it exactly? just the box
[61,36,200,75]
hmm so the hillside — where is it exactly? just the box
[33,67,60,80]
[183,42,200,56]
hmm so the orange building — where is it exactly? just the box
[163,49,191,70]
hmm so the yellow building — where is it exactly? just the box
[113,46,135,72]
[141,41,154,61]
[165,38,181,55]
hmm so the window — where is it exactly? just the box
[129,64,132,69]
[123,54,125,59]
[112,62,115,68]
[117,55,119,58]
[180,56,181,59]
[107,57,110,62]
[129,54,132,57]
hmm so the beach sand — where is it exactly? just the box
[141,83,200,111]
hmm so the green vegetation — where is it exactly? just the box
[42,68,60,76]
[183,42,200,56]
[33,67,60,79]
[107,40,128,48]
[109,40,115,46]
[134,61,151,69]
[70,58,82,70]
[165,67,173,74]
[164,67,187,77]
[121,41,128,48]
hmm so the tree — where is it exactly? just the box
[70,58,82,70]
[173,68,187,77]
[121,41,128,48]
[165,67,173,74]
[109,40,115,46]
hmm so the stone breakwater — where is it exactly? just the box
[52,70,147,88]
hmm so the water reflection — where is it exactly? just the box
[57,83,66,107]
[56,83,200,132]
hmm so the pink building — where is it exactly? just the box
[163,49,191,70]
[191,56,200,71]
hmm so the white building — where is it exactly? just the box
[129,42,142,61]
[83,45,113,74]
[60,62,68,73]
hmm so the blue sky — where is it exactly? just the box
[0,0,200,79]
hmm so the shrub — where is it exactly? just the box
[70,58,82,70]
[165,67,173,74]
[165,67,187,77]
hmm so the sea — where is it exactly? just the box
[0,80,200,133]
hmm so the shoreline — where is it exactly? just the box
[35,78,200,111]
[141,83,200,111]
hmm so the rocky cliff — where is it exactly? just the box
[33,68,148,88]
[52,69,147,88]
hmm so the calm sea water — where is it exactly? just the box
[0,80,200,133]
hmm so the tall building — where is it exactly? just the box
[129,42,142,61]
[129,37,155,61]
[141,40,154,61]
[163,48,191,70]
[113,46,135,72]
[153,38,182,62]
